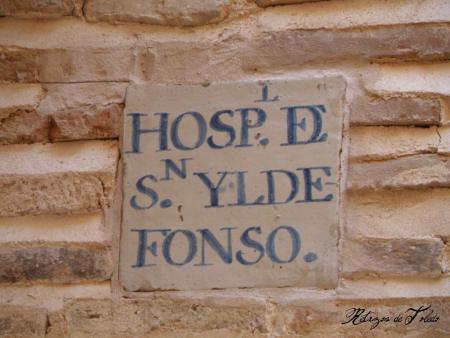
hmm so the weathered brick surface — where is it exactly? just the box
[85,0,231,26]
[348,154,450,190]
[0,110,49,145]
[256,0,325,6]
[0,47,139,83]
[438,126,450,154]
[53,297,267,337]
[38,83,127,141]
[341,238,444,278]
[350,95,442,126]
[0,305,47,338]
[349,126,439,161]
[240,24,450,70]
[0,141,118,216]
[346,189,450,238]
[0,0,83,18]
[47,295,450,337]
[0,84,44,116]
[0,243,112,284]
[36,48,134,82]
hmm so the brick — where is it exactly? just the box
[57,297,267,336]
[135,38,240,83]
[0,47,137,83]
[256,0,325,6]
[240,24,450,70]
[0,140,118,216]
[0,283,111,311]
[349,126,439,161]
[0,305,47,338]
[347,154,450,190]
[345,189,450,238]
[365,63,450,96]
[350,95,441,126]
[84,0,231,26]
[0,47,38,82]
[0,213,109,243]
[338,277,450,299]
[0,84,44,117]
[257,0,450,30]
[36,48,134,82]
[0,110,49,145]
[0,0,83,18]
[0,243,112,284]
[0,84,49,144]
[38,83,127,141]
[438,126,450,154]
[341,238,444,278]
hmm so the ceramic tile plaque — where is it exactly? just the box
[120,78,345,291]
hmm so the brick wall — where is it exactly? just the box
[0,0,449,336]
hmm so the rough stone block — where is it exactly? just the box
[341,238,444,278]
[350,95,441,126]
[240,25,450,70]
[0,140,118,216]
[0,305,47,338]
[349,126,439,161]
[348,154,450,190]
[84,0,231,26]
[0,0,83,18]
[0,243,112,284]
[345,189,450,238]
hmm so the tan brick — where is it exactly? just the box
[366,63,450,96]
[240,25,450,70]
[0,243,112,284]
[341,238,444,278]
[37,83,127,141]
[257,0,450,30]
[0,47,139,83]
[349,126,439,161]
[0,84,49,144]
[0,213,109,243]
[0,140,118,216]
[350,95,441,126]
[0,84,44,117]
[0,283,111,311]
[0,110,49,145]
[36,48,134,82]
[0,47,38,82]
[0,0,83,18]
[345,189,450,238]
[338,277,450,299]
[256,0,325,6]
[85,0,231,26]
[56,297,267,337]
[438,126,450,154]
[347,154,450,190]
[0,305,47,338]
